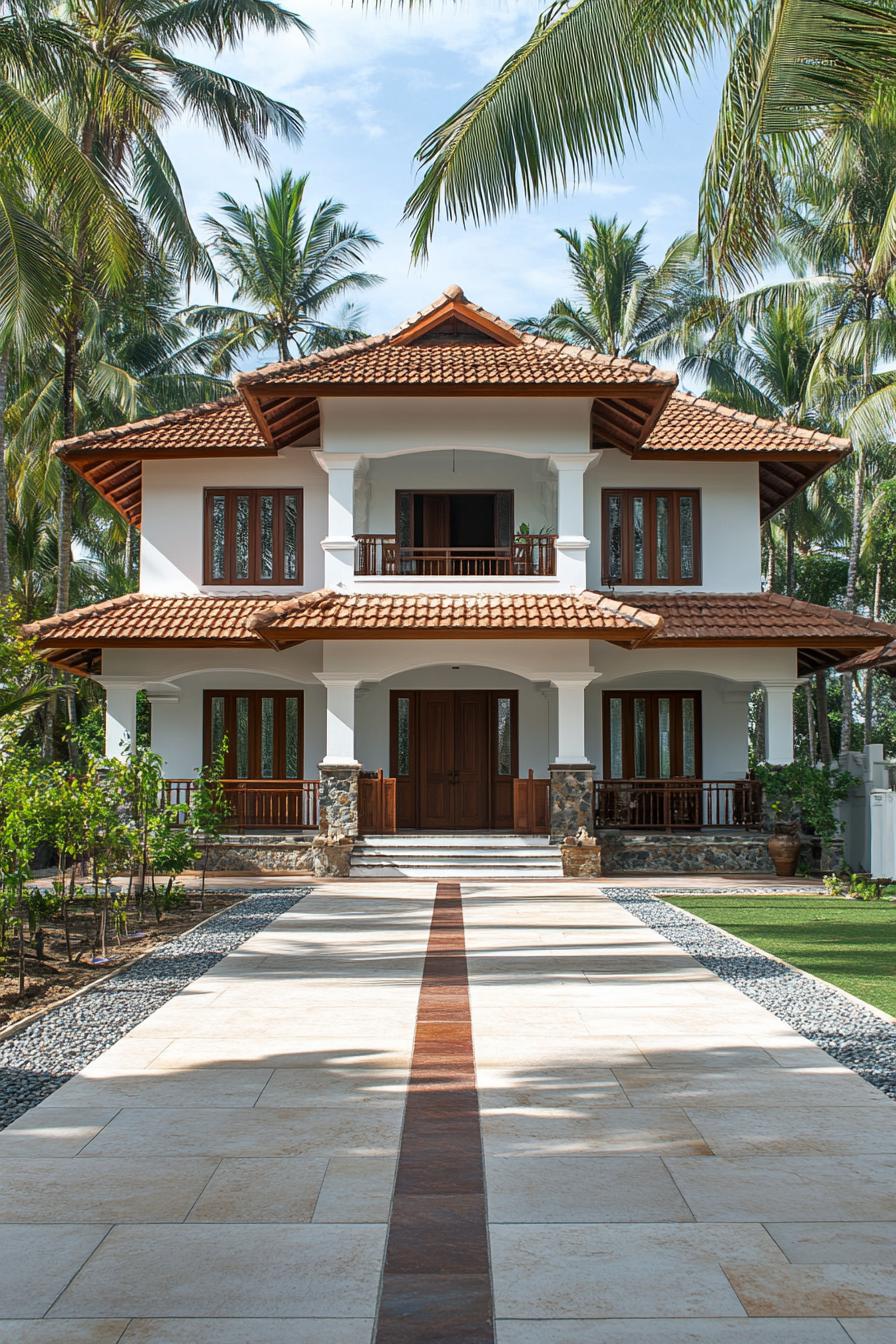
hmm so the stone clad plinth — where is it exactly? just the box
[549,763,595,843]
[319,764,360,838]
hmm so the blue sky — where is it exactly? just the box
[169,0,727,334]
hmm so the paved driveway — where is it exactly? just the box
[0,880,893,1342]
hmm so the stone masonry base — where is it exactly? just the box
[600,830,775,875]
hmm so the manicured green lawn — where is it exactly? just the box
[665,894,896,1018]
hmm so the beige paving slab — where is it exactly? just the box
[256,1065,408,1108]
[186,1156,329,1222]
[481,1104,710,1155]
[0,1157,218,1222]
[490,1222,786,1319]
[615,1067,887,1109]
[81,1103,403,1159]
[0,1325,128,1343]
[41,1067,274,1110]
[685,1105,896,1155]
[48,1223,387,1319]
[313,1155,398,1223]
[0,1224,111,1318]
[495,1321,851,1343]
[767,1223,896,1264]
[840,1323,896,1343]
[486,1155,693,1222]
[121,1322,373,1343]
[666,1155,896,1221]
[725,1264,896,1317]
[144,1038,411,1069]
[0,1108,118,1156]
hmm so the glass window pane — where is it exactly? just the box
[679,496,694,579]
[210,695,226,759]
[634,697,647,777]
[682,697,697,776]
[235,496,250,581]
[235,696,249,777]
[396,697,410,776]
[259,496,273,580]
[632,497,645,580]
[260,697,274,778]
[211,497,226,580]
[609,698,623,779]
[495,494,512,549]
[607,495,622,581]
[283,494,298,581]
[285,697,299,778]
[656,496,670,580]
[496,696,512,776]
[658,697,671,778]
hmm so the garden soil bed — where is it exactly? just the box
[1,888,249,1029]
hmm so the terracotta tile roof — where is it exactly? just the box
[55,396,266,459]
[839,636,896,674]
[236,285,676,391]
[24,594,276,648]
[633,592,892,644]
[252,589,663,640]
[643,392,850,459]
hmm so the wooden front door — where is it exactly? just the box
[391,689,517,830]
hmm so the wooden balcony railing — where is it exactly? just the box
[594,778,763,831]
[161,779,320,831]
[355,533,557,577]
[513,769,550,834]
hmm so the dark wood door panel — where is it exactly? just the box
[454,691,490,829]
[419,691,455,828]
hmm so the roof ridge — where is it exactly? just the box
[54,394,248,456]
[668,390,850,450]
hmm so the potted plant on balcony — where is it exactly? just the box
[753,762,852,876]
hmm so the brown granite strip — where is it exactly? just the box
[374,882,494,1344]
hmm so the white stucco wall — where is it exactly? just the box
[585,449,762,591]
[139,448,328,595]
[319,396,593,460]
[101,638,797,780]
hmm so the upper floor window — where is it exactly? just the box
[602,488,700,586]
[203,488,303,585]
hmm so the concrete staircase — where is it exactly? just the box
[350,833,563,880]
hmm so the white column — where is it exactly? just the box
[313,452,361,589]
[549,453,593,589]
[102,682,140,760]
[763,681,798,765]
[318,676,361,766]
[552,677,594,764]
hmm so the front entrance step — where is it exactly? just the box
[350,833,563,879]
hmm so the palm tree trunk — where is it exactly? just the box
[816,671,833,765]
[841,323,874,754]
[785,505,795,596]
[805,682,817,763]
[0,350,11,597]
[864,561,882,746]
[55,320,79,615]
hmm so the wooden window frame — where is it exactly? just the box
[203,690,304,779]
[203,488,303,586]
[602,690,703,780]
[601,488,701,586]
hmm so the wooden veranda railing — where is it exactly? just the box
[513,769,550,834]
[593,778,763,832]
[162,779,320,831]
[358,770,397,835]
[354,533,557,577]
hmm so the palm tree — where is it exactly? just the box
[517,218,718,360]
[184,172,382,368]
[41,0,310,614]
[391,1,896,277]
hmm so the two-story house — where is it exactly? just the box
[25,287,892,867]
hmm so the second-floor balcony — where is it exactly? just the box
[355,532,558,578]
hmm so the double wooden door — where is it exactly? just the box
[390,689,517,829]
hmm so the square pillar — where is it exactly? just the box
[552,677,593,765]
[763,681,798,765]
[549,453,593,590]
[317,676,361,836]
[314,452,362,588]
[102,682,140,759]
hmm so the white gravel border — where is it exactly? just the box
[0,888,307,1128]
[607,886,896,1100]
